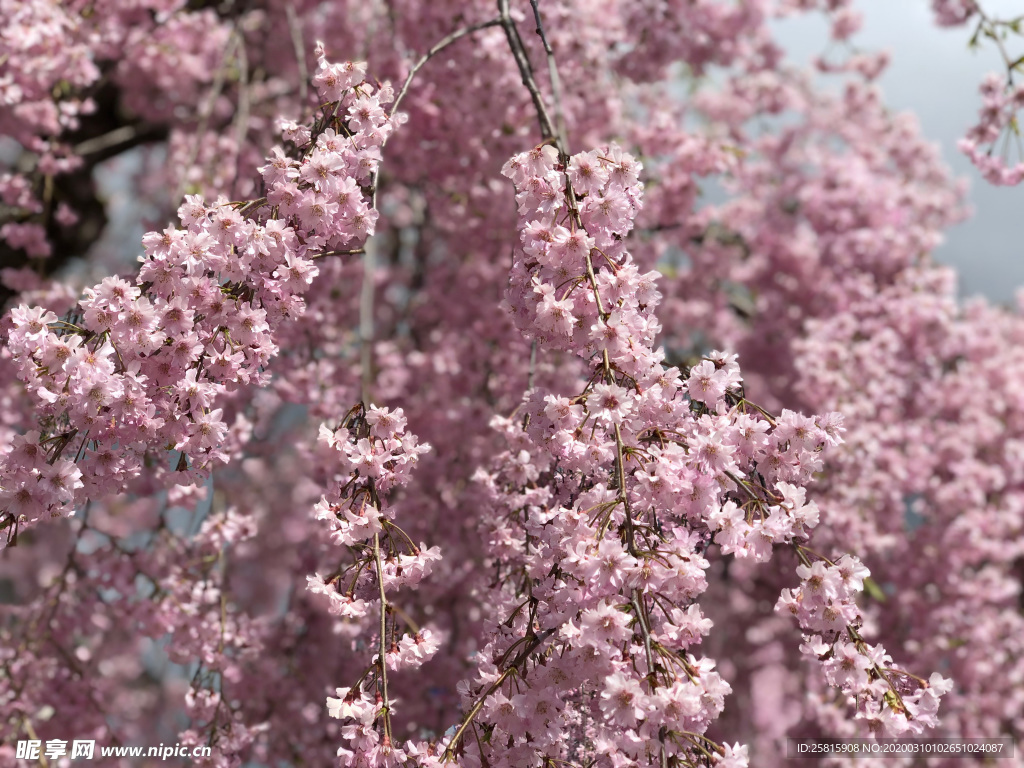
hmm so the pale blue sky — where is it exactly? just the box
[773,0,1024,304]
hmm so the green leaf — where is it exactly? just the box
[863,577,887,603]
[884,690,902,711]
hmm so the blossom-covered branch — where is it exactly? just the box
[2,49,397,545]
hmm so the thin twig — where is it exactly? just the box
[498,0,556,141]
[497,7,668,762]
[372,531,393,742]
[284,2,309,104]
[527,339,537,390]
[974,3,1018,85]
[392,18,503,116]
[360,238,376,404]
[233,33,251,182]
[631,590,668,768]
[311,248,365,260]
[442,627,556,761]
[528,0,570,154]
[74,125,139,156]
[176,29,239,203]
[359,18,502,407]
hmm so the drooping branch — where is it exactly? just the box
[392,17,504,115]
[528,0,571,155]
[497,0,557,142]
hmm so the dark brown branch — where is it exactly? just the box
[497,0,557,142]
[528,0,570,155]
[442,626,557,760]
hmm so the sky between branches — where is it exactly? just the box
[776,0,1024,303]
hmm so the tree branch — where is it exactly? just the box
[497,0,557,142]
[392,18,503,116]
[528,0,570,155]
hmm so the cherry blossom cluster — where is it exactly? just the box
[0,1,1016,766]
[155,506,268,758]
[959,72,1024,186]
[0,0,99,145]
[931,0,978,27]
[641,10,1015,754]
[377,140,941,767]
[778,552,952,737]
[923,0,1024,185]
[307,404,437,761]
[760,265,1024,761]
[1,50,395,544]
[0,0,233,278]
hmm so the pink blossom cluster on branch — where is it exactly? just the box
[2,50,395,543]
[0,1,1020,766]
[304,137,945,766]
[310,404,437,761]
[959,72,1024,185]
[927,0,1024,184]
[0,0,233,278]
[779,554,952,736]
